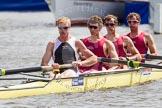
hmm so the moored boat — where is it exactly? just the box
[45,0,151,25]
[45,0,125,25]
[0,67,162,99]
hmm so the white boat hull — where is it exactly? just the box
[45,0,125,24]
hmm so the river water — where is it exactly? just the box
[0,12,162,108]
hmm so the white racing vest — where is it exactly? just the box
[53,37,79,73]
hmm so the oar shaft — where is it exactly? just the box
[139,63,162,69]
[98,57,127,65]
[0,64,73,76]
[0,66,49,76]
[98,57,162,69]
[5,67,43,75]
[144,54,162,60]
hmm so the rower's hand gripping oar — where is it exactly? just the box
[98,57,162,69]
[0,64,73,76]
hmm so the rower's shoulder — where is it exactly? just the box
[122,35,132,42]
[48,40,54,44]
[75,39,85,47]
[142,32,154,41]
[143,32,152,37]
[47,40,54,48]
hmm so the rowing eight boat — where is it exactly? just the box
[0,67,162,99]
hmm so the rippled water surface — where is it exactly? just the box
[0,12,162,108]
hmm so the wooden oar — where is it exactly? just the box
[0,64,73,76]
[144,54,162,60]
[98,57,162,69]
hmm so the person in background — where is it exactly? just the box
[103,15,141,68]
[79,15,119,73]
[41,16,97,78]
[126,12,157,60]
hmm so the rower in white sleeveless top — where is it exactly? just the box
[53,37,79,75]
[41,16,97,78]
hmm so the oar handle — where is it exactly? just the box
[60,64,73,68]
[42,64,73,72]
[42,66,53,72]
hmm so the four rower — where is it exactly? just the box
[41,12,158,77]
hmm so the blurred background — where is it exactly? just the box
[0,0,162,108]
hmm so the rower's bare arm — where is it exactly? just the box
[124,36,141,61]
[106,40,118,59]
[104,40,119,68]
[76,40,97,66]
[41,41,54,66]
[145,33,157,55]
